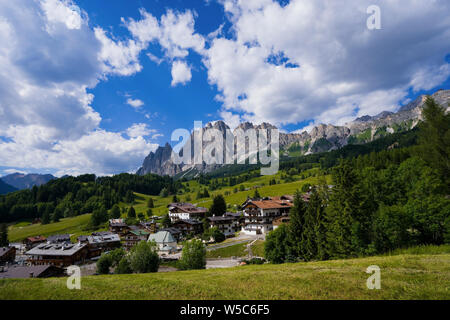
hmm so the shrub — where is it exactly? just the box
[115,257,133,274]
[179,239,206,270]
[96,254,112,274]
[129,241,160,273]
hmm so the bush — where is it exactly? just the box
[96,254,112,274]
[115,257,133,274]
[129,241,160,273]
[109,248,126,266]
[179,239,206,270]
[211,227,226,243]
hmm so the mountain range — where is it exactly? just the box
[1,173,55,191]
[137,89,450,177]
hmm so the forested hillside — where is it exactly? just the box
[265,97,450,263]
[0,173,180,223]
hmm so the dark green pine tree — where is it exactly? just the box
[300,188,322,261]
[416,96,450,192]
[253,188,261,199]
[209,194,227,217]
[127,206,136,219]
[110,204,121,219]
[288,190,307,259]
[41,205,52,225]
[0,223,9,247]
[147,198,154,208]
[325,160,366,258]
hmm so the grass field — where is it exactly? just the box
[8,214,94,243]
[206,242,249,258]
[1,247,449,300]
[250,240,265,258]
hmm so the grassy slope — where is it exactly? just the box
[8,214,93,243]
[1,248,449,300]
[206,242,249,258]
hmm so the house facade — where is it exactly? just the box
[168,203,208,222]
[109,219,129,235]
[25,242,88,267]
[172,219,203,236]
[123,229,150,250]
[207,216,240,237]
[241,198,293,235]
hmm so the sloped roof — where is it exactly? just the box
[243,200,293,210]
[0,265,64,279]
[168,203,208,213]
[25,242,87,256]
[148,231,176,244]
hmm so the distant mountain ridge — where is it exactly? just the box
[1,173,55,190]
[137,89,450,177]
[0,179,18,195]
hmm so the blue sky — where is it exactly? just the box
[0,0,449,177]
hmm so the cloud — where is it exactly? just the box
[204,0,450,127]
[124,9,205,85]
[126,98,145,109]
[0,0,158,176]
[171,60,192,86]
[126,123,156,138]
[95,27,144,76]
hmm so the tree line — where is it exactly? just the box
[0,173,180,223]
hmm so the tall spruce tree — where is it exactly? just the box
[301,188,323,261]
[289,190,307,259]
[209,194,227,217]
[325,160,365,258]
[416,96,450,192]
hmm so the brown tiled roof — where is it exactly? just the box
[244,200,293,210]
[26,235,46,243]
[168,203,208,213]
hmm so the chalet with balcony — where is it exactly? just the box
[168,203,208,222]
[25,242,88,267]
[123,229,150,250]
[109,219,129,235]
[172,219,203,236]
[207,215,240,237]
[242,198,293,235]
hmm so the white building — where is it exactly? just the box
[168,203,208,222]
[241,199,293,235]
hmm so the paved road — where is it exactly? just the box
[206,258,241,269]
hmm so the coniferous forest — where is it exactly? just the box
[265,97,450,262]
